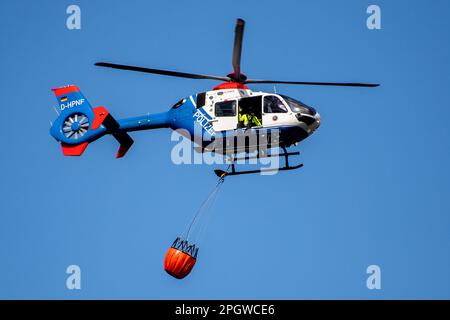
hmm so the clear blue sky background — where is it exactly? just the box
[1,0,449,299]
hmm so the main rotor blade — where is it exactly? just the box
[232,18,245,79]
[95,62,230,82]
[244,79,380,87]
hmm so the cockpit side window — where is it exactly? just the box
[264,95,288,113]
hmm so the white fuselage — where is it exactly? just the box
[199,89,320,135]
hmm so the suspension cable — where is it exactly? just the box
[184,165,229,240]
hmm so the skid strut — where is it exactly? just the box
[214,146,303,177]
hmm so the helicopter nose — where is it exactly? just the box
[309,111,321,133]
[315,112,321,127]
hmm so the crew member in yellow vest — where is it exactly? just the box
[239,110,262,128]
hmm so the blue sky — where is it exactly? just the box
[1,0,450,299]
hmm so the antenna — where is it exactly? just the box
[273,85,277,94]
[52,105,60,116]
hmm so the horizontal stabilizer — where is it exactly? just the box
[100,108,134,158]
[114,132,134,158]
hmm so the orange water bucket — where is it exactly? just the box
[164,237,198,279]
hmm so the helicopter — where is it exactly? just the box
[49,18,379,177]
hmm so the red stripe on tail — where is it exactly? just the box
[61,142,89,156]
[52,85,80,97]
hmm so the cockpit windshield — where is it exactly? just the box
[280,94,316,115]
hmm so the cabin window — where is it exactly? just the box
[264,95,288,113]
[215,100,237,117]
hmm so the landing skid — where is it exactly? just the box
[214,147,303,178]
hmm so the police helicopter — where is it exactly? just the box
[49,18,379,177]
